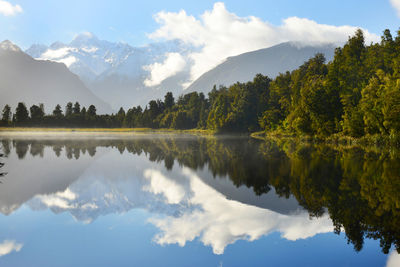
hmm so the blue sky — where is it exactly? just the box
[0,0,400,49]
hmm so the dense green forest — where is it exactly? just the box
[1,29,400,139]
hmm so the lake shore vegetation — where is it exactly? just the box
[1,29,400,146]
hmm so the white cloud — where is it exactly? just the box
[36,188,77,209]
[39,47,78,67]
[148,2,380,86]
[0,1,22,16]
[40,47,76,60]
[390,0,400,17]
[81,46,99,53]
[0,240,23,257]
[149,167,332,255]
[143,169,186,204]
[386,251,400,267]
[57,56,77,67]
[143,52,186,87]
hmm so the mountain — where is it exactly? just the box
[186,42,336,94]
[26,34,190,109]
[26,32,136,82]
[0,40,112,114]
[25,35,336,110]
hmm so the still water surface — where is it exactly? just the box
[0,134,399,266]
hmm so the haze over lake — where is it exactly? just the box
[0,134,398,266]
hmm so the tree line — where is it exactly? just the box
[1,28,400,138]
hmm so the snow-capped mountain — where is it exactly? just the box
[25,33,336,110]
[26,32,136,82]
[26,33,191,109]
[0,40,113,114]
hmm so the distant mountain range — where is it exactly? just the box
[186,42,336,94]
[0,34,337,112]
[26,33,191,109]
[24,33,336,110]
[0,40,112,114]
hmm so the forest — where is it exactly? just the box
[1,28,400,139]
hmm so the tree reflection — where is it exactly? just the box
[2,136,399,253]
[0,146,7,180]
[269,143,400,254]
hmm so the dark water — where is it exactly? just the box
[0,134,399,267]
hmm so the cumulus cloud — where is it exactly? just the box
[143,169,186,204]
[0,240,23,257]
[149,167,333,255]
[39,47,78,67]
[390,0,400,17]
[386,251,400,267]
[143,52,186,87]
[148,2,380,86]
[0,0,22,16]
[36,188,77,209]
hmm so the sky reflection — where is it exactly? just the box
[0,136,394,266]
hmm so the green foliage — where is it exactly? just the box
[52,104,63,117]
[1,105,11,125]
[73,102,81,114]
[15,102,29,125]
[29,104,45,124]
[3,28,400,137]
[65,102,73,117]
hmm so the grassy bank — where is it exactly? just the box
[2,127,399,148]
[0,127,216,136]
[251,130,400,148]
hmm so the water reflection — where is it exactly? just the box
[0,135,399,255]
[0,240,23,257]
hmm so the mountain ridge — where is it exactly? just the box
[0,40,113,114]
[186,41,336,94]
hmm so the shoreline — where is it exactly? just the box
[0,127,215,135]
[250,131,400,149]
[1,127,399,148]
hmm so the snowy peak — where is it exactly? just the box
[25,44,48,58]
[25,33,136,79]
[0,40,21,52]
[70,32,99,46]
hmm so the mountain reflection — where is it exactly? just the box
[0,135,399,254]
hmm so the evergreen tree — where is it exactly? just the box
[53,104,63,117]
[73,102,81,114]
[87,105,97,117]
[15,102,29,124]
[30,104,45,122]
[164,92,175,109]
[65,102,73,117]
[1,105,11,125]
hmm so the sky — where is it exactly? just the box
[1,0,400,49]
[2,0,400,86]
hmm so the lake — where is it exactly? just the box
[0,133,399,267]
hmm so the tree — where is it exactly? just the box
[73,102,81,114]
[116,107,125,127]
[30,104,45,122]
[360,70,388,135]
[15,102,29,124]
[81,107,87,117]
[164,92,175,109]
[87,105,97,117]
[65,102,73,117]
[1,105,11,125]
[53,104,63,117]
